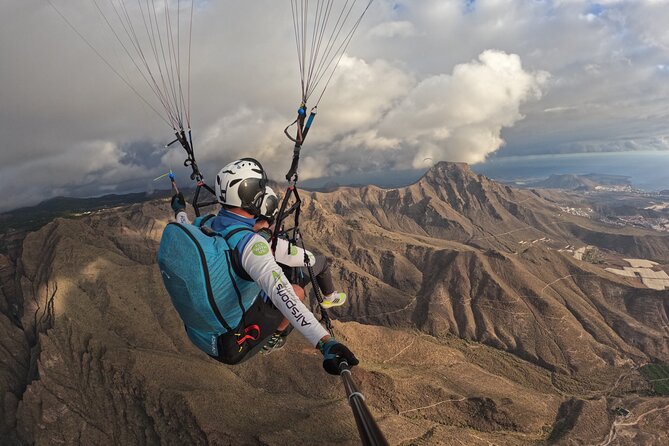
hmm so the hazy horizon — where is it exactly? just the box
[297,150,669,192]
[4,150,669,214]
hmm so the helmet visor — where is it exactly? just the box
[262,194,279,223]
[237,178,266,214]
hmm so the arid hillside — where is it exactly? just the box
[1,162,668,445]
[297,163,669,373]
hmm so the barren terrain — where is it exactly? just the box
[1,162,668,445]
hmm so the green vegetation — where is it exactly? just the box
[640,363,669,395]
[582,247,604,264]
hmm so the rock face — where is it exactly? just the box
[298,163,669,373]
[1,162,668,445]
[0,252,29,444]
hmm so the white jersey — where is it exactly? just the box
[273,237,316,267]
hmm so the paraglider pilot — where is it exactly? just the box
[160,158,358,375]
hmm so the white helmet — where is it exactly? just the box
[215,158,267,216]
[260,186,280,223]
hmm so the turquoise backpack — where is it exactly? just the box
[157,216,261,360]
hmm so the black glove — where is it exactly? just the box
[171,192,186,216]
[319,339,359,375]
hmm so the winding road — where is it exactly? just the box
[599,402,669,446]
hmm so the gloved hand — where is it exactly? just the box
[171,192,186,216]
[319,338,359,375]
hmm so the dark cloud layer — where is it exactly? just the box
[1,0,668,211]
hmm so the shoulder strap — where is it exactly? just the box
[224,250,247,317]
[223,227,252,242]
[199,214,216,227]
[223,227,254,282]
[196,214,218,237]
[197,220,255,282]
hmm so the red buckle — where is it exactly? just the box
[236,324,261,345]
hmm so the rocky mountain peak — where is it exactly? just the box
[419,161,482,187]
[397,160,515,228]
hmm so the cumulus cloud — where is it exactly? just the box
[244,50,548,174]
[185,54,416,181]
[378,51,548,167]
[300,56,415,144]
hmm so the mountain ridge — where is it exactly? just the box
[0,161,668,444]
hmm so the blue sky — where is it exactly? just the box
[0,0,668,210]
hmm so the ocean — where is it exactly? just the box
[300,151,669,191]
[472,151,669,191]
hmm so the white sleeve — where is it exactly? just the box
[175,211,190,225]
[240,234,328,346]
[273,238,316,267]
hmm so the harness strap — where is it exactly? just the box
[225,250,248,320]
[223,227,252,241]
[224,228,254,282]
[199,213,215,227]
[195,219,256,331]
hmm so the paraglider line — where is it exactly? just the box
[313,0,374,105]
[105,0,179,127]
[308,0,357,100]
[186,0,194,127]
[45,0,170,127]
